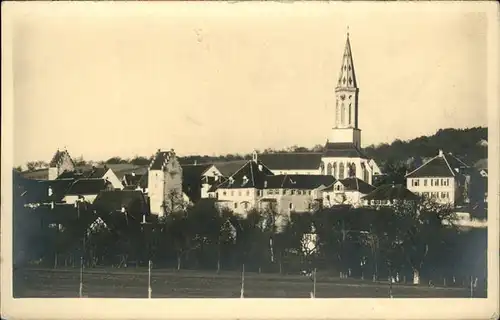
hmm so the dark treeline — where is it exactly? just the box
[14,195,486,289]
[18,127,486,172]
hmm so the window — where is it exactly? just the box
[234,203,238,209]
[441,192,448,199]
[246,190,250,196]
[291,190,295,195]
[297,190,302,195]
[309,190,312,195]
[282,189,286,195]
[244,202,248,209]
[223,191,227,196]
[431,180,434,186]
[413,179,419,187]
[333,163,338,178]
[308,203,312,210]
[238,191,242,196]
[289,203,293,210]
[257,190,261,196]
[339,163,345,179]
[435,179,439,186]
[326,163,332,175]
[424,192,429,198]
[424,179,427,186]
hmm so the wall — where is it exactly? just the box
[407,177,455,205]
[270,169,320,175]
[330,128,361,147]
[103,169,123,190]
[321,156,373,184]
[63,194,98,205]
[216,187,257,215]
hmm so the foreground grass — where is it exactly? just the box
[13,267,485,299]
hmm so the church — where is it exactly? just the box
[256,32,381,185]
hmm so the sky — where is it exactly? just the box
[8,2,489,166]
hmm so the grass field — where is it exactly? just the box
[13,267,485,298]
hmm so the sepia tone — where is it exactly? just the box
[1,2,498,320]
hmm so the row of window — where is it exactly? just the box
[231,202,313,211]
[219,189,314,197]
[416,191,450,199]
[410,178,451,187]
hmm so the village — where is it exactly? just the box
[13,33,488,298]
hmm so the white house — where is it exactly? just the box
[320,177,375,208]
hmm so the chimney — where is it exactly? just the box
[194,160,198,165]
[252,150,258,162]
[438,149,443,157]
[132,172,136,177]
[258,164,263,171]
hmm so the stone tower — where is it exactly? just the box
[48,148,75,180]
[147,149,183,216]
[331,31,361,148]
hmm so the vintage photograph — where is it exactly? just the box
[2,1,497,315]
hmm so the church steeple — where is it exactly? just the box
[336,30,357,89]
[331,29,361,148]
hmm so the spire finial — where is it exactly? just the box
[347,25,350,38]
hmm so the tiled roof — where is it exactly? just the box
[20,169,49,180]
[57,167,109,180]
[150,150,175,170]
[93,190,149,216]
[19,178,75,204]
[214,160,274,189]
[405,153,456,178]
[66,179,112,195]
[257,153,323,170]
[363,184,419,201]
[334,177,375,194]
[264,174,336,190]
[211,160,248,177]
[323,142,368,158]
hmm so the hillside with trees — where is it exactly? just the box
[17,127,487,172]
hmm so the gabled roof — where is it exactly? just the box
[405,151,459,178]
[474,158,487,170]
[150,149,176,170]
[335,177,375,194]
[323,142,368,159]
[49,149,75,167]
[363,184,419,201]
[264,174,336,190]
[57,167,109,180]
[215,160,274,189]
[257,153,323,170]
[66,179,111,196]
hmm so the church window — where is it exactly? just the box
[333,162,338,177]
[348,65,351,71]
[326,163,332,175]
[341,104,345,124]
[339,163,345,179]
[320,162,325,174]
[348,104,352,125]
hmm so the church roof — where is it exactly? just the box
[323,142,368,159]
[336,33,357,89]
[257,153,323,170]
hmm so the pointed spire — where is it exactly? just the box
[337,29,357,88]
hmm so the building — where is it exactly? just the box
[405,149,474,206]
[57,165,123,190]
[147,149,183,216]
[48,149,76,180]
[362,183,419,207]
[211,153,336,216]
[320,177,375,208]
[251,33,380,185]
